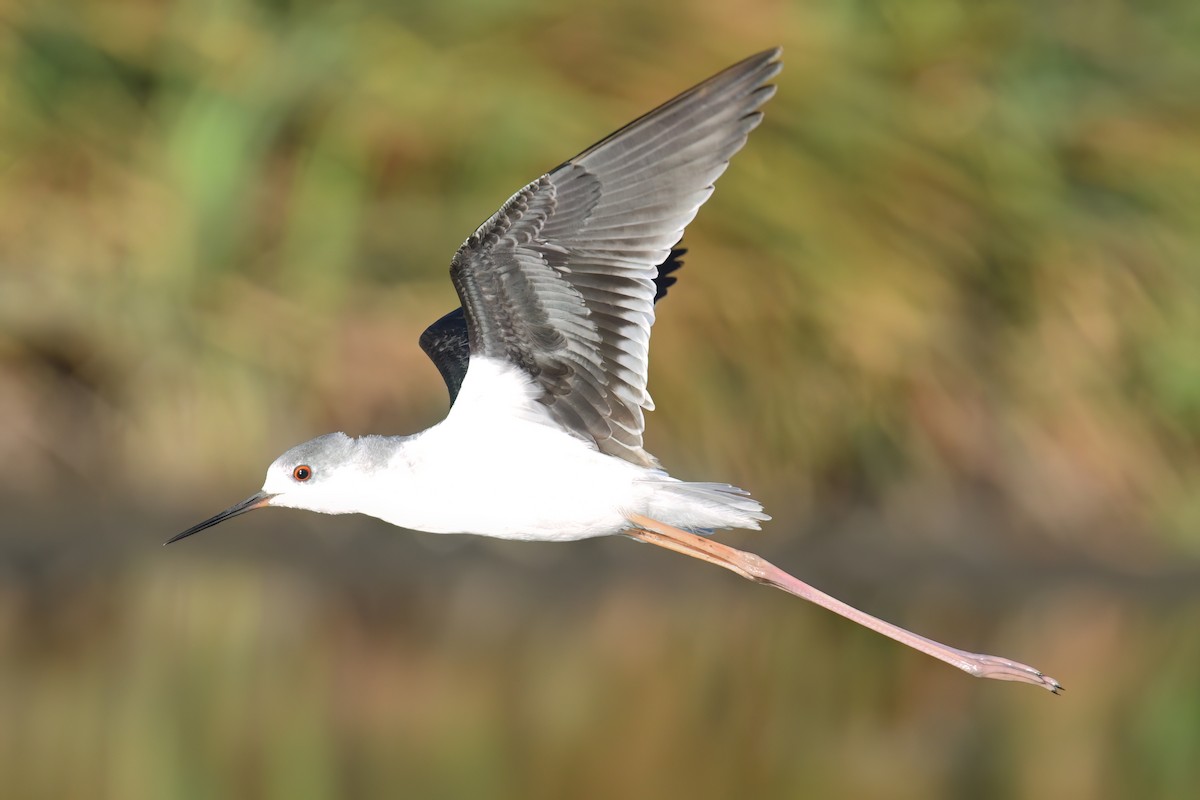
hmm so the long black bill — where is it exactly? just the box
[165,491,275,545]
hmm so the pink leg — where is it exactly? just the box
[624,514,1062,694]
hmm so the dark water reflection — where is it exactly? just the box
[3,494,1198,799]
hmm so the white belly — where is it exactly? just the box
[364,360,650,541]
[352,358,767,540]
[402,426,644,540]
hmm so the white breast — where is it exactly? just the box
[364,358,649,541]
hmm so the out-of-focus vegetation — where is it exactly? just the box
[2,0,1199,797]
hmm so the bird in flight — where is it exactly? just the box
[170,48,1061,693]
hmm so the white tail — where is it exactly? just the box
[639,477,770,532]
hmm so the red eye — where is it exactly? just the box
[293,465,313,481]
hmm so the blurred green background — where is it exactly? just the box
[3,0,1200,797]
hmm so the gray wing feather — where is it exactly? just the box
[421,249,686,405]
[449,48,781,465]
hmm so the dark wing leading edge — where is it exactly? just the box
[420,248,688,405]
[448,48,781,466]
[418,307,472,403]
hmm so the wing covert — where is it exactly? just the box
[421,248,689,405]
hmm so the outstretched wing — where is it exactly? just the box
[421,248,688,405]
[450,48,781,466]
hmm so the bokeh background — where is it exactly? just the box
[3,0,1199,797]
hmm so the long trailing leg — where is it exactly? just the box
[624,513,1062,694]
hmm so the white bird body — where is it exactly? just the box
[266,358,766,541]
[171,49,1061,693]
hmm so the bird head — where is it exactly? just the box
[166,432,374,544]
